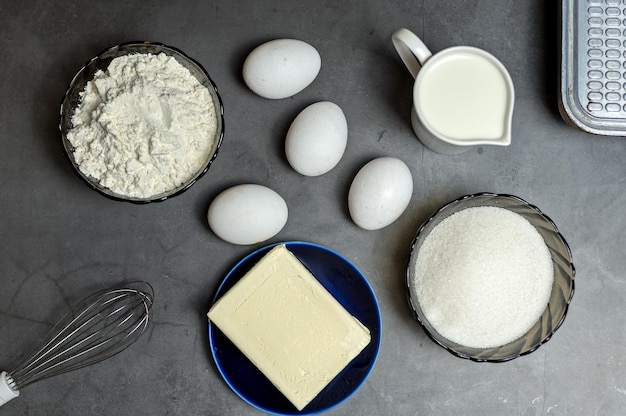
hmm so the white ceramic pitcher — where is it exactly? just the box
[392,28,515,154]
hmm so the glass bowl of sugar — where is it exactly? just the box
[59,41,224,203]
[406,193,575,362]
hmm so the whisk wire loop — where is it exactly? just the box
[5,283,153,391]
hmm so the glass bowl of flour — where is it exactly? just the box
[59,41,224,203]
[406,193,575,362]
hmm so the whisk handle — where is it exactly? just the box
[0,371,19,406]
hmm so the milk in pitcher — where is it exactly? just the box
[416,51,509,141]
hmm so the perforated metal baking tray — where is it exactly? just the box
[560,0,626,135]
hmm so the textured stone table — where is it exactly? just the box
[1,1,624,415]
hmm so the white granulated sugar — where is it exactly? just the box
[67,52,217,199]
[413,206,554,349]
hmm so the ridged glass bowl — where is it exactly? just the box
[406,193,575,362]
[59,41,224,203]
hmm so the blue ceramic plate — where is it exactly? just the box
[208,241,381,415]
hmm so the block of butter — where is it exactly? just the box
[208,244,371,411]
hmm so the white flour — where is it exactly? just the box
[67,52,217,199]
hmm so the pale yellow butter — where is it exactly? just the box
[208,244,371,411]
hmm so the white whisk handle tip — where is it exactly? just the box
[0,371,19,406]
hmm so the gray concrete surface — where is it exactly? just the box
[0,1,624,415]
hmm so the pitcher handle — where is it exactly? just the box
[392,28,432,80]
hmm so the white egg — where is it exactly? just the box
[208,184,288,245]
[348,157,413,230]
[243,39,321,99]
[285,101,348,176]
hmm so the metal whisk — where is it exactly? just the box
[0,282,154,406]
